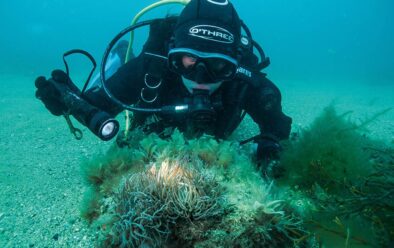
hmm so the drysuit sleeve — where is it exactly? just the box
[81,17,177,117]
[82,54,146,116]
[244,75,292,140]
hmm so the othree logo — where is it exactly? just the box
[206,0,229,5]
[189,25,234,44]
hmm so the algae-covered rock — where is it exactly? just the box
[81,129,310,247]
[79,105,393,247]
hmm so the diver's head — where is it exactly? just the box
[168,0,241,92]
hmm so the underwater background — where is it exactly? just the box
[0,0,393,247]
[1,0,393,84]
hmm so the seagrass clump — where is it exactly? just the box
[278,105,393,247]
[105,158,227,247]
[279,105,377,193]
[82,129,312,247]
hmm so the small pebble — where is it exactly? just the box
[52,233,59,241]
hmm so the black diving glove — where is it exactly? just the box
[35,70,120,141]
[256,137,281,161]
[35,70,79,116]
[256,136,284,178]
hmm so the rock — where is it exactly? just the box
[52,233,59,241]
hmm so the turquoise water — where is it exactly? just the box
[1,0,393,85]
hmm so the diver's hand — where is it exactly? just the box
[257,138,281,161]
[34,70,71,116]
[256,136,285,178]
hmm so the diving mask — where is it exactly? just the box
[168,48,238,83]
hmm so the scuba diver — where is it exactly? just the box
[34,0,292,176]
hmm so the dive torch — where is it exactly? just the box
[49,77,119,141]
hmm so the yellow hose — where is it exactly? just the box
[125,0,190,62]
[124,0,190,137]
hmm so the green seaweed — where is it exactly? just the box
[279,105,377,193]
[80,186,102,222]
[278,104,393,247]
[81,129,311,247]
[79,132,147,223]
[80,104,392,247]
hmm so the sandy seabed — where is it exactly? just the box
[0,73,393,247]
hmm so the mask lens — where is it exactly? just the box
[182,54,197,69]
[170,52,196,74]
[205,58,237,79]
[169,49,238,82]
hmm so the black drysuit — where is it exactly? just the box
[83,18,292,141]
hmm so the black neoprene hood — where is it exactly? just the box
[173,0,241,58]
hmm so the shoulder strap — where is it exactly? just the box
[143,16,179,56]
[142,16,179,79]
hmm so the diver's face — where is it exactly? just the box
[182,76,223,95]
[182,54,229,75]
[182,55,197,68]
[179,54,224,94]
[168,48,238,94]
